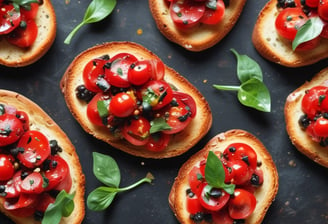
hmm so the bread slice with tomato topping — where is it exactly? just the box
[169,129,279,224]
[0,89,85,224]
[60,41,212,159]
[285,67,328,167]
[252,0,328,67]
[0,0,56,67]
[149,0,247,52]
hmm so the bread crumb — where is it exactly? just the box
[288,160,296,167]
[141,161,145,166]
[203,79,207,84]
[137,28,143,35]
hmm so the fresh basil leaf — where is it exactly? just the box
[93,152,120,187]
[42,191,75,224]
[205,151,226,187]
[238,78,271,112]
[64,0,117,44]
[292,17,324,50]
[150,117,171,134]
[231,49,263,83]
[97,100,110,118]
[87,186,118,211]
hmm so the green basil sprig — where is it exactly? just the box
[87,152,154,211]
[292,17,324,50]
[205,151,235,194]
[213,49,271,112]
[42,190,75,224]
[64,0,117,44]
[10,0,40,11]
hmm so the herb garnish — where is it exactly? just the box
[213,49,271,112]
[87,152,154,211]
[205,151,235,194]
[42,190,75,224]
[64,0,117,44]
[292,17,324,50]
[10,0,40,11]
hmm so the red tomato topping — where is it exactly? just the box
[122,116,151,146]
[228,188,256,220]
[201,0,225,25]
[0,114,24,147]
[0,4,21,35]
[20,172,44,194]
[109,92,137,117]
[6,19,38,48]
[0,154,15,181]
[199,184,230,211]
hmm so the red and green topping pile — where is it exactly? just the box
[75,53,197,152]
[0,0,42,48]
[299,84,328,146]
[186,143,263,223]
[0,103,74,222]
[166,0,228,28]
[275,0,328,50]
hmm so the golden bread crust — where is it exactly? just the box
[60,41,212,159]
[252,0,328,67]
[169,129,279,224]
[0,0,56,67]
[149,0,247,52]
[0,90,85,224]
[285,67,328,167]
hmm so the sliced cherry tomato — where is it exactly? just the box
[199,184,230,211]
[172,91,197,118]
[6,19,38,48]
[320,21,328,39]
[122,116,151,146]
[0,4,21,35]
[44,155,71,192]
[211,206,234,224]
[188,163,206,195]
[313,116,328,137]
[201,0,225,25]
[169,0,205,28]
[4,193,38,217]
[149,59,165,80]
[17,130,51,169]
[145,132,170,152]
[162,99,192,135]
[20,3,39,20]
[4,170,27,198]
[229,159,253,185]
[0,154,15,181]
[306,0,320,8]
[86,92,111,126]
[0,113,24,147]
[20,172,44,194]
[109,92,137,117]
[140,80,173,110]
[228,188,256,220]
[223,143,258,170]
[128,60,153,86]
[16,110,30,131]
[186,193,205,214]
[36,193,56,212]
[318,0,328,21]
[82,57,108,93]
[295,36,320,51]
[105,53,138,88]
[301,86,328,119]
[275,7,308,40]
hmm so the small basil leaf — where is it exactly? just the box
[150,117,172,134]
[238,78,271,112]
[231,49,263,83]
[87,186,118,211]
[93,152,121,187]
[42,191,75,224]
[205,151,225,188]
[292,17,324,50]
[97,100,110,118]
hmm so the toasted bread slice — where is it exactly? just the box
[60,41,212,159]
[0,90,85,224]
[252,0,328,67]
[285,67,328,167]
[149,0,247,52]
[0,0,56,67]
[169,129,279,224]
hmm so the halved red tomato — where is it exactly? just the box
[17,130,51,169]
[228,188,256,220]
[0,114,24,147]
[188,163,206,195]
[4,193,38,217]
[0,4,21,35]
[201,0,225,25]
[122,116,151,146]
[172,91,197,118]
[82,57,109,93]
[109,92,137,117]
[20,172,44,194]
[4,170,27,198]
[223,143,258,170]
[145,132,170,152]
[6,19,38,48]
[140,80,173,110]
[128,60,153,86]
[301,86,328,119]
[198,184,230,211]
[0,154,15,181]
[20,2,39,20]
[86,92,111,126]
[186,193,205,214]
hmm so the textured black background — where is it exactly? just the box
[1,0,328,223]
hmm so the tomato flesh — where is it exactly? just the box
[228,189,256,220]
[122,116,151,146]
[0,154,15,181]
[6,19,38,48]
[201,0,225,25]
[109,92,137,117]
[199,184,230,211]
[0,114,24,147]
[0,5,21,35]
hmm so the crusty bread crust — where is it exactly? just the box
[252,0,328,67]
[169,129,279,224]
[60,41,212,159]
[0,90,85,224]
[149,0,247,52]
[0,0,56,67]
[285,67,328,167]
